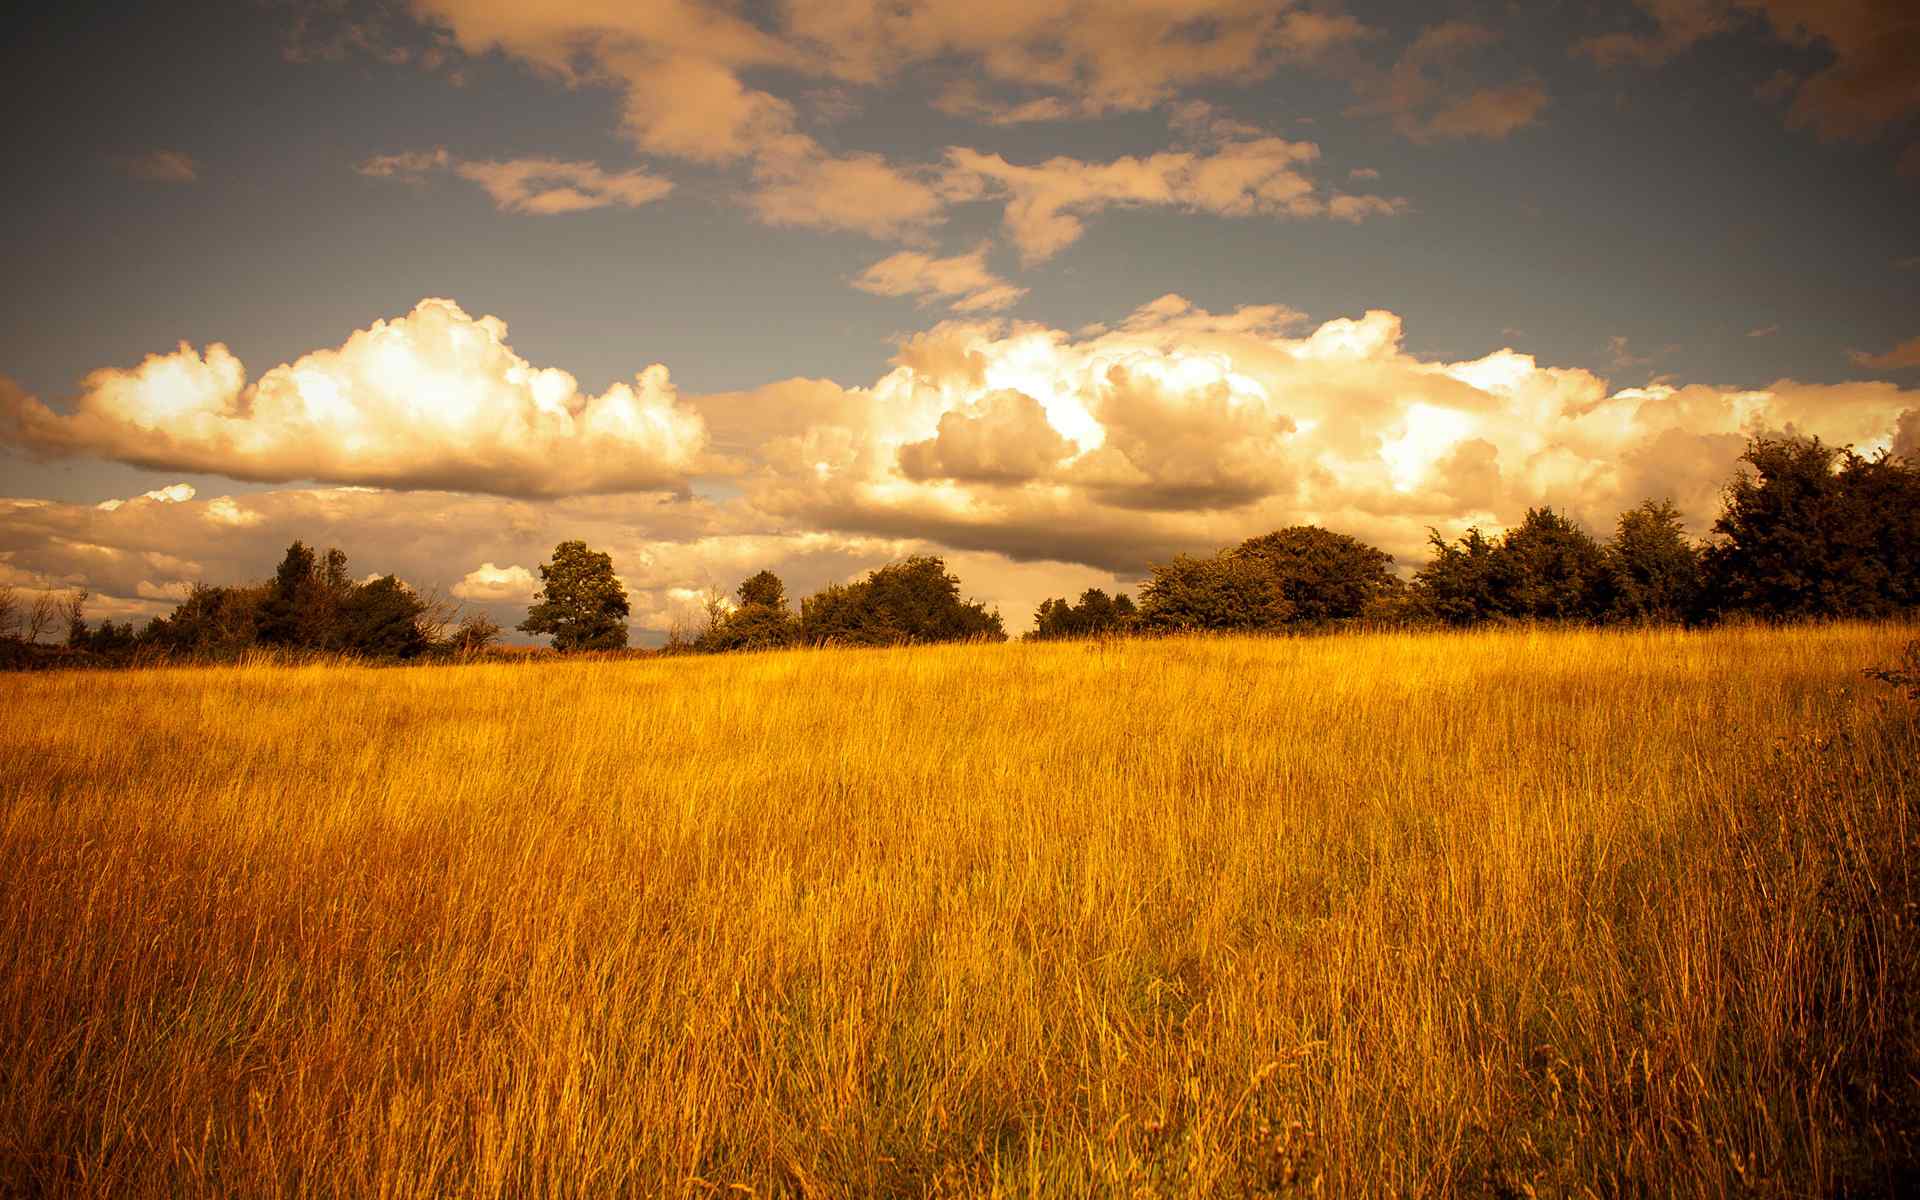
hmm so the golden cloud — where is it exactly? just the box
[1,300,709,497]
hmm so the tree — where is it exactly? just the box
[518,541,630,651]
[138,584,266,658]
[449,612,503,656]
[23,592,59,644]
[1231,526,1397,624]
[0,584,17,640]
[1606,499,1701,623]
[1703,436,1920,619]
[1137,552,1292,632]
[1497,507,1611,620]
[700,570,799,652]
[336,576,430,658]
[257,541,318,647]
[63,590,90,647]
[1030,588,1136,639]
[1411,527,1502,625]
[798,556,1004,646]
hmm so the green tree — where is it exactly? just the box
[1231,526,1397,624]
[1030,588,1136,639]
[337,576,430,658]
[1137,553,1292,632]
[1411,527,1502,625]
[1704,436,1920,619]
[257,541,317,646]
[1497,507,1612,620]
[700,570,799,652]
[1606,499,1701,623]
[798,556,1004,645]
[518,541,630,651]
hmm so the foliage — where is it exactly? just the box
[699,571,800,652]
[1704,436,1920,620]
[518,540,631,652]
[1413,508,1611,624]
[798,556,1004,646]
[1231,526,1398,623]
[1497,507,1612,620]
[138,584,268,658]
[1030,588,1136,640]
[1411,526,1502,625]
[449,612,503,656]
[1137,552,1293,631]
[336,576,431,659]
[1606,499,1702,623]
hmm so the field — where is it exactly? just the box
[2,624,1916,1197]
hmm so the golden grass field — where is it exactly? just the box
[2,624,1916,1197]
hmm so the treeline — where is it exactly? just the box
[1021,434,1917,638]
[4,433,1913,668]
[0,542,502,668]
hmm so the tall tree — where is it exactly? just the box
[1137,553,1292,632]
[1497,507,1612,620]
[798,557,1004,646]
[1412,527,1502,625]
[1231,526,1397,623]
[1606,499,1701,623]
[1704,436,1920,619]
[700,570,799,652]
[518,541,630,651]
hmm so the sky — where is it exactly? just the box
[2,0,1917,641]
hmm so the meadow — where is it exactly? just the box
[1,624,1915,1197]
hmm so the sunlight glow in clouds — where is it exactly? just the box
[4,292,1915,632]
[2,299,709,497]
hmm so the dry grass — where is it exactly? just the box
[1,624,1916,1197]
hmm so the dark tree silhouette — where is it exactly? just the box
[1231,526,1397,623]
[519,541,631,652]
[799,556,1004,646]
[1704,436,1920,619]
[1137,553,1292,632]
[1607,499,1701,623]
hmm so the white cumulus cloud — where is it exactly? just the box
[1,299,710,498]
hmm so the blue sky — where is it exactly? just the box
[2,0,1916,638]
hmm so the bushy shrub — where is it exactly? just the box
[1231,526,1398,623]
[1704,436,1919,620]
[799,556,1004,646]
[1031,589,1136,639]
[1137,552,1292,632]
[700,571,800,652]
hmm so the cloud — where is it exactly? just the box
[946,133,1406,264]
[852,246,1027,312]
[1349,167,1382,180]
[407,1,1372,154]
[112,150,198,183]
[714,295,1917,573]
[1575,0,1734,66]
[899,390,1074,482]
[745,134,951,239]
[12,292,1917,641]
[1422,82,1551,140]
[359,149,672,214]
[0,299,709,498]
[452,562,537,602]
[1609,335,1653,369]
[1350,23,1548,141]
[1747,324,1780,337]
[96,483,196,512]
[356,6,1403,252]
[1578,0,1920,143]
[1850,336,1920,370]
